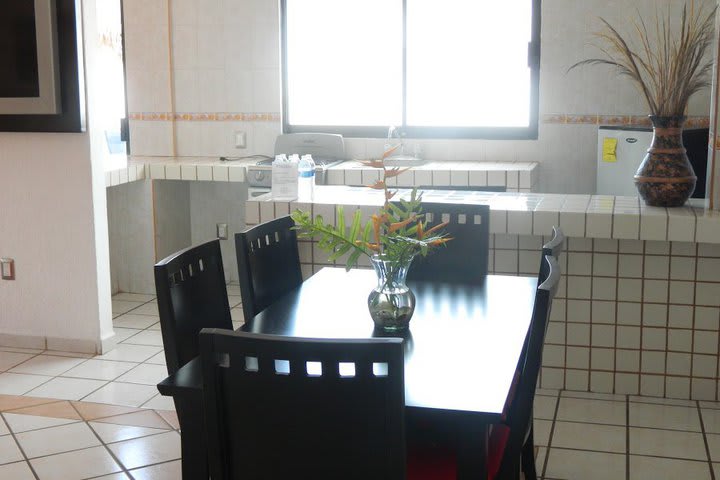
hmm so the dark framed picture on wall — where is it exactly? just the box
[0,0,85,132]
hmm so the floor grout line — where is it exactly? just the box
[540,390,561,478]
[625,394,630,480]
[697,400,717,480]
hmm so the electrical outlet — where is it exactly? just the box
[234,131,246,149]
[217,223,228,240]
[1,258,15,280]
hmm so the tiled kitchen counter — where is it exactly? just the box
[326,161,539,192]
[247,187,720,402]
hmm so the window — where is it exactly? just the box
[281,0,540,139]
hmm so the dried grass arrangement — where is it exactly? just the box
[570,1,717,116]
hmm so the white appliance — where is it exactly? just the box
[246,133,346,198]
[596,127,653,196]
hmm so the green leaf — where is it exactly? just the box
[337,206,345,237]
[346,250,362,271]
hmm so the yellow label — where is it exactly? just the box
[602,138,618,163]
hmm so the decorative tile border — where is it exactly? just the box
[128,112,281,122]
[128,112,710,128]
[543,114,710,128]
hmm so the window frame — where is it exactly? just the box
[280,0,541,140]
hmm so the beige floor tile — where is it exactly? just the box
[0,394,58,411]
[701,408,720,434]
[629,455,711,480]
[629,427,707,460]
[142,394,175,411]
[112,300,144,316]
[112,293,156,303]
[93,410,174,430]
[90,421,169,444]
[228,294,242,308]
[0,352,35,372]
[155,410,179,430]
[94,473,131,479]
[9,355,86,377]
[116,364,168,386]
[225,283,241,295]
[0,461,35,479]
[112,328,143,343]
[16,422,100,458]
[131,301,159,316]
[120,330,163,347]
[41,351,94,359]
[0,435,24,465]
[533,394,558,420]
[704,434,720,462]
[7,401,81,420]
[129,459,182,480]
[230,307,244,322]
[112,314,159,330]
[62,359,138,381]
[562,390,626,402]
[545,448,625,480]
[82,382,158,408]
[0,418,8,435]
[71,402,141,421]
[30,445,122,480]
[3,412,78,433]
[144,352,167,366]
[96,345,163,363]
[629,395,696,408]
[147,322,162,331]
[551,421,626,453]
[27,377,107,401]
[557,397,626,426]
[108,430,181,470]
[533,419,552,447]
[629,402,701,432]
[0,373,53,395]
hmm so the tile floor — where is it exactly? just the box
[3,288,720,478]
[0,394,180,479]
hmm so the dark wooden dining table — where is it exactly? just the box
[159,267,537,479]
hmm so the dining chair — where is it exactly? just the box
[235,215,303,321]
[538,226,564,284]
[406,202,490,284]
[154,238,233,480]
[487,255,561,480]
[199,329,407,479]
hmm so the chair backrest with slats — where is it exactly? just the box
[154,239,233,375]
[497,255,560,478]
[407,202,490,284]
[235,216,303,321]
[538,226,565,284]
[200,329,406,480]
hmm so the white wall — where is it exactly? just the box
[123,0,714,194]
[0,0,114,353]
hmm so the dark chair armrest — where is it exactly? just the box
[157,356,203,397]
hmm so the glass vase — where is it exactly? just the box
[368,254,416,332]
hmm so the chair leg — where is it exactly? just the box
[521,428,538,480]
[175,396,209,480]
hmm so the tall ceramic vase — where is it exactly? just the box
[634,115,696,207]
[367,254,416,332]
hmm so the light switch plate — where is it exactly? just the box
[1,258,15,280]
[216,223,228,240]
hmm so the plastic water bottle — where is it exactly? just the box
[298,154,316,201]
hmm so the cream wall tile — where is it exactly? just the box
[586,213,612,238]
[507,211,533,235]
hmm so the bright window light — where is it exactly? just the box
[406,0,532,127]
[283,0,538,137]
[285,0,403,126]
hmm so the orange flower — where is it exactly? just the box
[388,214,416,233]
[428,237,453,246]
[424,221,449,237]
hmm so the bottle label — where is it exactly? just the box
[299,170,315,178]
